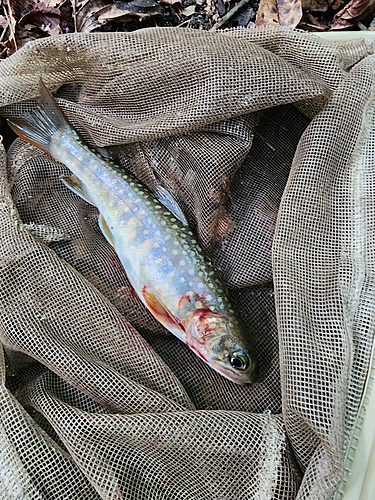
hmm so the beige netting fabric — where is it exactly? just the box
[0,26,374,499]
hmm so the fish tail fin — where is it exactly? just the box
[7,79,68,155]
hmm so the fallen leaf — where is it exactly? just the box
[160,0,180,5]
[182,4,196,15]
[277,0,302,26]
[256,0,302,26]
[19,3,61,31]
[300,11,329,29]
[331,0,375,28]
[8,0,35,22]
[301,0,330,11]
[97,1,165,24]
[76,0,168,31]
[59,0,75,33]
[0,14,9,30]
[256,0,280,25]
[76,0,109,32]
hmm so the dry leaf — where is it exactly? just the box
[97,1,165,24]
[76,0,109,32]
[256,0,302,27]
[301,0,330,11]
[20,5,61,32]
[277,0,302,26]
[0,14,9,29]
[331,0,375,28]
[256,0,279,25]
[182,4,196,15]
[160,0,181,5]
[59,0,75,33]
[76,0,167,32]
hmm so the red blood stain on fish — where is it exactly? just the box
[178,294,192,308]
[186,342,208,363]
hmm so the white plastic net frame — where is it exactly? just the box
[0,25,374,500]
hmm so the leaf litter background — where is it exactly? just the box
[1,0,375,55]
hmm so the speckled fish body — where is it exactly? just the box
[8,81,257,384]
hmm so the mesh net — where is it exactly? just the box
[0,26,374,499]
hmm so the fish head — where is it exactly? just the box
[184,308,257,384]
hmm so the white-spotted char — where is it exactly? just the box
[8,80,257,384]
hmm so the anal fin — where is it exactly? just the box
[98,214,115,247]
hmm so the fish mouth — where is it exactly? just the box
[210,360,256,385]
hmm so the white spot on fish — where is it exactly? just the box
[195,301,203,308]
[180,277,186,283]
[172,249,178,256]
[206,294,213,301]
[179,260,185,266]
[188,269,194,276]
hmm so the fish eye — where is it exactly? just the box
[229,350,251,371]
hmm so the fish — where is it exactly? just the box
[7,80,257,384]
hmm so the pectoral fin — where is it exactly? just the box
[60,174,95,205]
[98,214,115,247]
[141,286,185,339]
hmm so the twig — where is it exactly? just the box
[210,0,251,31]
[177,19,191,27]
[3,0,17,51]
[0,18,9,43]
[297,20,327,31]
[72,0,78,32]
[254,131,276,151]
